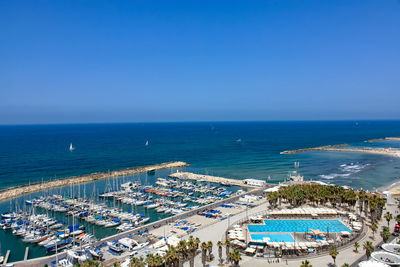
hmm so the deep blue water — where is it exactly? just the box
[1,121,400,191]
[0,121,400,261]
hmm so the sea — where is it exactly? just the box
[1,121,400,261]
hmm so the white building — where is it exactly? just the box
[244,179,266,187]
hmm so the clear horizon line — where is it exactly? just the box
[1,118,400,127]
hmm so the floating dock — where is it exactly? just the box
[0,161,189,202]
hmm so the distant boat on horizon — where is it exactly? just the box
[145,140,149,146]
[69,143,75,151]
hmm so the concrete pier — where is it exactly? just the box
[4,250,10,265]
[24,247,29,261]
[0,161,189,202]
[169,172,257,187]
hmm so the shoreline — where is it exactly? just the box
[0,161,189,202]
[379,179,400,197]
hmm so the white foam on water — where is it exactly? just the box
[319,162,370,180]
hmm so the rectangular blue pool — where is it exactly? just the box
[248,219,352,233]
[251,234,294,242]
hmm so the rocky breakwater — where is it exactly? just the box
[280,144,348,154]
[0,161,189,202]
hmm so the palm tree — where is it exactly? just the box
[217,241,223,265]
[341,264,350,267]
[207,241,213,261]
[201,242,208,267]
[381,227,391,243]
[363,241,374,259]
[385,212,393,228]
[354,242,360,253]
[371,222,378,239]
[229,249,241,267]
[225,240,231,262]
[130,257,145,267]
[164,246,178,267]
[187,238,197,267]
[177,240,187,267]
[145,254,158,267]
[80,260,100,267]
[300,260,312,267]
[329,246,339,267]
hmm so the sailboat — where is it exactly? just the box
[69,143,75,151]
[145,140,149,146]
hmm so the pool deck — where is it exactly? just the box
[247,218,353,233]
[185,201,397,267]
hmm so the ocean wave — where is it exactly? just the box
[340,163,370,173]
[319,162,370,180]
[319,173,351,179]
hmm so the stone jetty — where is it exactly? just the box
[281,145,400,158]
[280,144,348,154]
[0,161,189,202]
[365,137,400,143]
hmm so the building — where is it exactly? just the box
[243,179,266,187]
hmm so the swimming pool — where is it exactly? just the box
[248,219,352,233]
[251,234,294,242]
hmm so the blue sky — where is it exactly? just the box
[1,0,399,124]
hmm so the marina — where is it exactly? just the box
[0,168,250,263]
[0,161,189,202]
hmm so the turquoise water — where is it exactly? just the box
[250,234,294,242]
[0,121,400,260]
[1,121,400,191]
[248,219,352,233]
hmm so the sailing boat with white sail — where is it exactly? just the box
[69,143,75,151]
